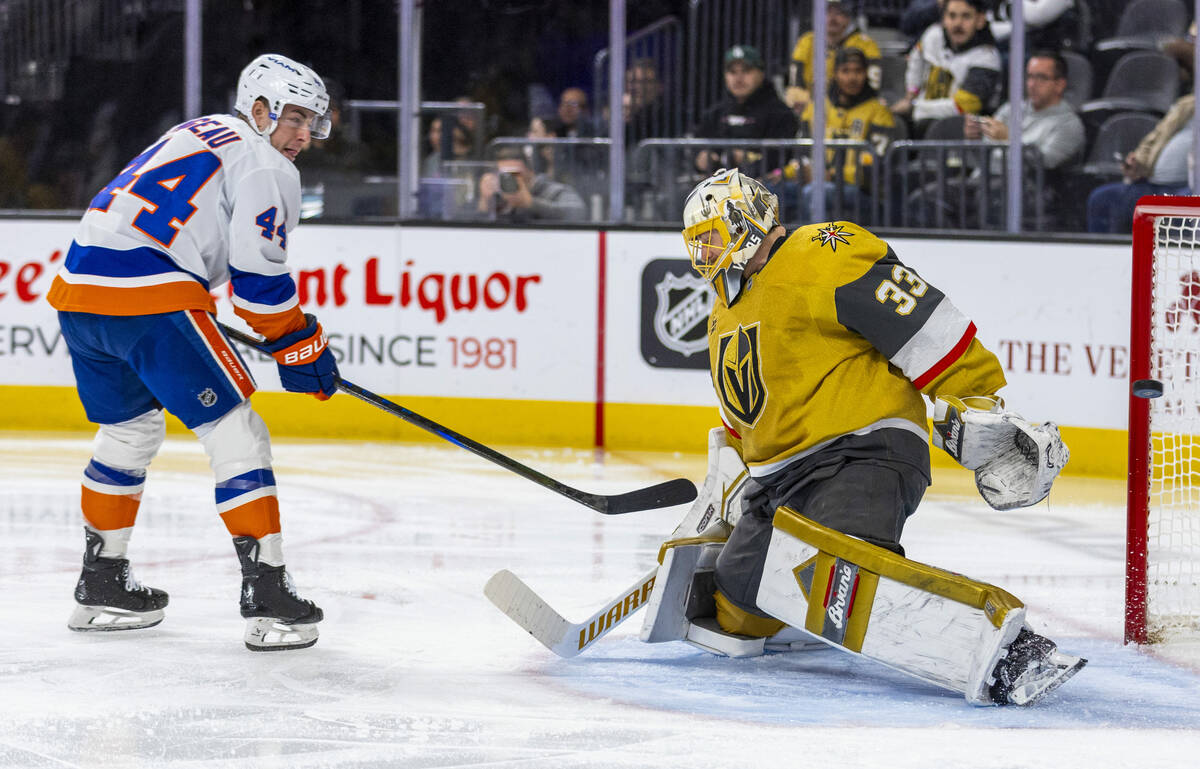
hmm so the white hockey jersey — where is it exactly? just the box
[905,25,1002,122]
[48,114,306,339]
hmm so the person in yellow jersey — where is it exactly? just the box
[639,168,1086,706]
[797,47,894,222]
[786,1,881,115]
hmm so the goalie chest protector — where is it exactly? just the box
[707,221,1000,476]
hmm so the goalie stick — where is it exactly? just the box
[219,323,696,514]
[484,566,658,657]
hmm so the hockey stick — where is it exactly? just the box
[219,323,696,514]
[484,566,658,658]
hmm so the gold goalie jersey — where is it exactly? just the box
[709,221,1006,476]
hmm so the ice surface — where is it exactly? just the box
[1,435,1198,769]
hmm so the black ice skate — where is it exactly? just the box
[989,627,1087,705]
[68,528,168,632]
[233,535,323,651]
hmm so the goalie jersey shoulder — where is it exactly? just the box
[772,221,980,388]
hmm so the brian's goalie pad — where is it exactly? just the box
[932,396,1069,511]
[756,507,1087,705]
[640,428,748,649]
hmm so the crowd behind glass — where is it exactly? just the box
[0,0,1192,235]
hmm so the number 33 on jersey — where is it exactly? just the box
[48,113,306,340]
[708,220,1005,478]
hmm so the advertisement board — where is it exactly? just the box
[1,217,1132,472]
[0,221,598,403]
[614,231,1133,430]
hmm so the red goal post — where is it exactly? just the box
[1127,195,1200,644]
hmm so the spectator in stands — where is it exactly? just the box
[476,145,587,222]
[891,0,1002,136]
[546,87,594,138]
[692,44,799,176]
[302,80,367,172]
[963,50,1086,225]
[422,116,475,177]
[1161,22,1197,85]
[786,1,882,116]
[1086,95,1194,233]
[965,51,1084,171]
[301,79,374,217]
[621,57,668,143]
[418,116,480,220]
[788,47,895,222]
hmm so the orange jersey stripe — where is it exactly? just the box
[81,486,141,530]
[187,310,257,399]
[46,275,217,316]
[219,495,281,539]
[234,305,306,341]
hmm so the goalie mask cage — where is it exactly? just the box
[1127,195,1200,644]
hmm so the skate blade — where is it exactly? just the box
[244,617,320,651]
[1009,654,1088,706]
[68,604,164,632]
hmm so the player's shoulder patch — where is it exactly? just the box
[784,221,888,282]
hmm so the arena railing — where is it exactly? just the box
[629,137,880,225]
[593,16,685,141]
[881,141,1049,231]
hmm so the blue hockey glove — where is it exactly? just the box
[263,313,339,400]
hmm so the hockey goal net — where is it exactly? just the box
[1127,196,1200,644]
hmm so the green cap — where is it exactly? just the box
[724,44,764,70]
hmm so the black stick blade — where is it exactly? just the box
[597,478,697,514]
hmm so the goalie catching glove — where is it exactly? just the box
[932,396,1069,510]
[263,313,339,400]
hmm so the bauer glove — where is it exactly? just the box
[263,313,339,400]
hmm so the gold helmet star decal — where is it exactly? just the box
[811,222,853,252]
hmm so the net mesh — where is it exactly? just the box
[1148,215,1200,641]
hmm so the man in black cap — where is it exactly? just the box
[691,44,799,175]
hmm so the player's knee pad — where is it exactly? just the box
[195,400,273,481]
[756,506,1027,704]
[93,409,166,470]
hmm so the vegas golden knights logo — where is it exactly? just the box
[717,323,766,426]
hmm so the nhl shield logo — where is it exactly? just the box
[197,387,218,407]
[653,271,714,357]
[717,323,767,426]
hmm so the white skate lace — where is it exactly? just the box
[121,563,148,594]
[281,570,302,600]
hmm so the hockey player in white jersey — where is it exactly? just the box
[47,54,338,651]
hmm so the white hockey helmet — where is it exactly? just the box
[681,168,779,305]
[235,54,332,139]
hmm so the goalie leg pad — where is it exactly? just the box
[640,540,726,643]
[756,506,1042,705]
[665,427,750,541]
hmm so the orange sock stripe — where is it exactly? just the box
[81,486,141,530]
[219,495,281,539]
[187,310,256,399]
